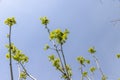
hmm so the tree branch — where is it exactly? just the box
[9,26,14,80]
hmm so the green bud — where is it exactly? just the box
[64,29,69,34]
[53,58,60,69]
[77,56,85,65]
[40,16,49,25]
[85,60,90,64]
[82,71,88,77]
[48,54,55,61]
[44,44,50,51]
[90,66,96,73]
[20,71,27,79]
[6,53,10,59]
[116,54,120,59]
[88,47,96,54]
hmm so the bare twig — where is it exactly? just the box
[60,44,71,80]
[92,55,104,76]
[44,25,71,80]
[20,63,37,80]
[86,76,92,80]
[9,26,14,80]
[99,0,103,4]
[111,19,120,23]
[80,64,84,80]
[44,25,66,73]
[17,64,21,80]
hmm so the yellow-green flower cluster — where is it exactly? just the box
[20,71,27,79]
[44,44,50,51]
[4,17,16,27]
[88,47,96,54]
[82,71,88,77]
[77,56,90,65]
[40,16,49,25]
[48,54,61,69]
[5,43,29,63]
[116,54,120,59]
[90,66,96,73]
[49,29,69,44]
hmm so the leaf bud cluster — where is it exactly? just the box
[77,56,90,65]
[49,29,69,44]
[88,47,96,54]
[4,17,16,27]
[40,16,49,25]
[5,43,29,64]
[20,71,27,80]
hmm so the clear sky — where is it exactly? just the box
[0,0,120,80]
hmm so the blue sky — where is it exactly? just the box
[0,0,120,80]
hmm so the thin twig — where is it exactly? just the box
[86,76,92,80]
[44,25,72,80]
[58,68,66,74]
[111,19,120,23]
[90,72,94,80]
[80,64,84,80]
[92,55,104,76]
[45,25,50,34]
[17,64,21,80]
[99,0,103,4]
[55,46,66,72]
[9,26,14,80]
[60,44,71,80]
[20,63,37,80]
[45,25,66,73]
[111,19,120,26]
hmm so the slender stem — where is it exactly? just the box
[80,64,92,80]
[17,64,21,80]
[60,45,67,67]
[9,26,14,80]
[54,43,68,79]
[99,0,103,4]
[111,19,120,23]
[92,55,104,76]
[44,25,71,80]
[45,25,66,73]
[111,19,120,26]
[86,76,91,80]
[80,64,83,80]
[90,72,94,80]
[58,68,66,74]
[55,46,66,72]
[45,25,50,34]
[20,63,37,80]
[60,44,70,80]
[49,47,56,51]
